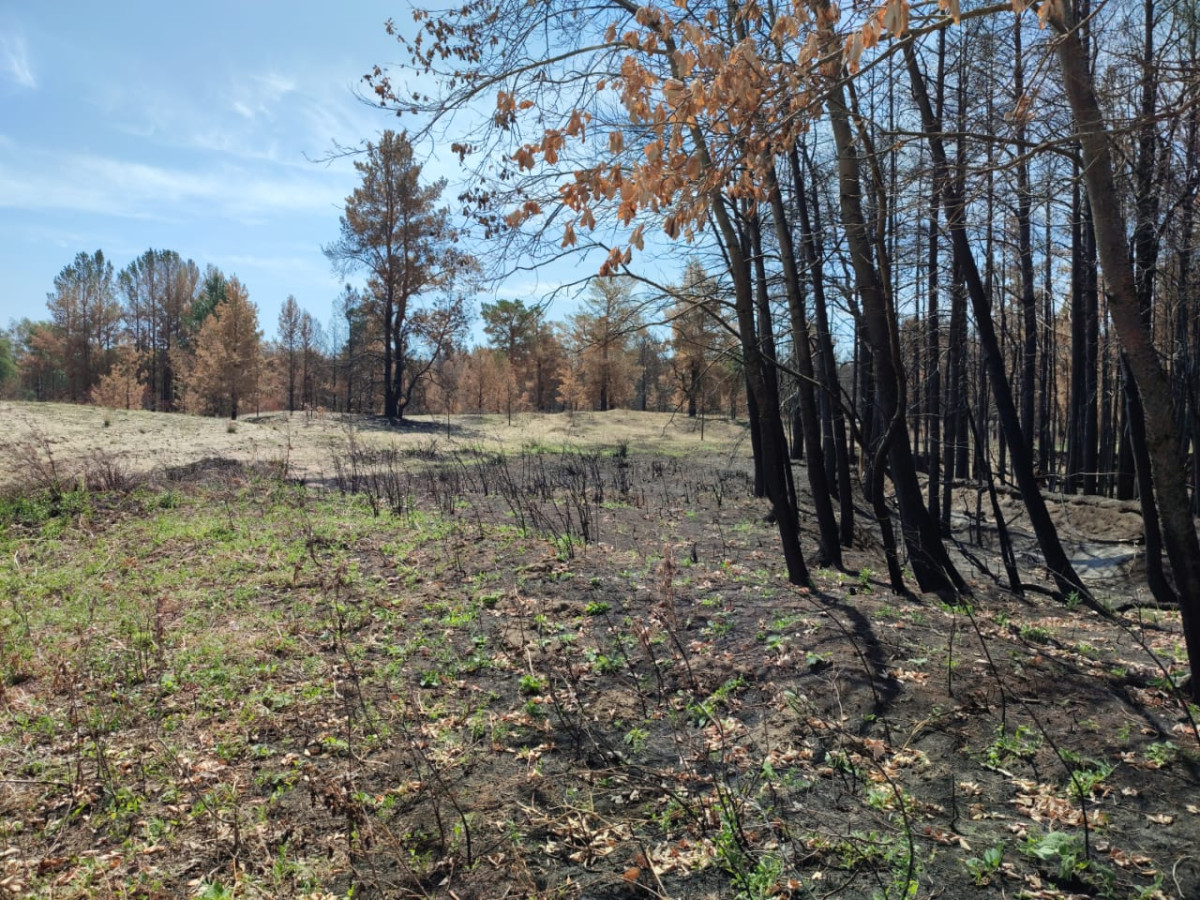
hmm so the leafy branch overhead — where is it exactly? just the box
[369,0,968,273]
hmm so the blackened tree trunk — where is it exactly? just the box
[825,57,965,596]
[905,40,1097,608]
[794,149,856,547]
[925,29,948,524]
[718,196,807,584]
[1049,1,1200,696]
[1120,0,1177,606]
[766,163,843,568]
[1082,196,1100,495]
[1014,22,1037,461]
[747,208,802,524]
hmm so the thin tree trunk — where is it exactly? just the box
[1050,2,1200,695]
[824,48,964,595]
[1014,22,1037,461]
[794,148,855,546]
[905,40,1097,608]
[766,164,843,567]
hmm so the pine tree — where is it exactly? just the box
[185,277,262,420]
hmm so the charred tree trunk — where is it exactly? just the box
[826,58,964,596]
[794,149,855,547]
[1014,22,1037,462]
[1050,1,1200,695]
[747,208,802,524]
[905,39,1096,608]
[766,164,843,567]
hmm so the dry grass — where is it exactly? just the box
[0,402,748,489]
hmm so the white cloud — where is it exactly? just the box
[0,32,35,89]
[229,71,297,120]
[0,148,352,223]
[99,63,379,173]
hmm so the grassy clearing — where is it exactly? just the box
[0,402,749,491]
[0,433,1197,899]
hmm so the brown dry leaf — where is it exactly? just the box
[1012,782,1106,826]
[646,837,716,875]
[1145,813,1174,825]
[1107,847,1156,873]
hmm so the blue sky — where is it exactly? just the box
[0,1,539,341]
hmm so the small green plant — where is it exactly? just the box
[1020,830,1086,884]
[964,844,1004,885]
[857,567,873,592]
[985,724,1042,766]
[805,651,829,671]
[1144,741,1178,769]
[704,612,733,637]
[587,652,621,675]
[624,726,649,756]
[196,881,235,899]
[764,633,787,653]
[1066,759,1114,800]
[518,674,543,695]
[549,533,575,561]
[710,675,746,706]
[1020,624,1053,644]
[584,600,610,616]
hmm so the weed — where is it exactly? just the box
[1065,758,1114,800]
[585,650,621,675]
[984,724,1042,767]
[1144,741,1178,768]
[1020,829,1087,884]
[623,726,649,756]
[964,844,1005,885]
[1020,624,1053,644]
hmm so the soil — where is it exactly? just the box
[1,404,1197,899]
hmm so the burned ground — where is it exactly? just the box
[0,412,1197,899]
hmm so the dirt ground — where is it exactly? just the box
[1,404,1197,899]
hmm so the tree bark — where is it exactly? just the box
[765,163,843,568]
[792,149,855,547]
[825,58,965,596]
[1049,0,1200,695]
[905,39,1097,608]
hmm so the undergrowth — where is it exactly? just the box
[0,446,1195,899]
